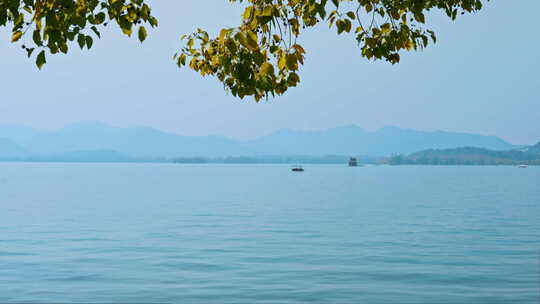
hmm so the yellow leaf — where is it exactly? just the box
[11,31,23,43]
[259,62,274,77]
[246,31,259,50]
[219,29,230,43]
[278,55,287,71]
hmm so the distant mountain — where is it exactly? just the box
[0,138,28,158]
[390,147,540,166]
[0,125,41,144]
[246,125,515,156]
[0,122,522,158]
[17,122,243,157]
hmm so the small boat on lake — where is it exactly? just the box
[348,157,358,167]
[518,164,528,168]
[291,165,304,172]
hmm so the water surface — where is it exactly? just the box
[1,163,539,303]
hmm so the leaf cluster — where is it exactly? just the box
[4,0,486,101]
[1,0,157,68]
[177,0,486,101]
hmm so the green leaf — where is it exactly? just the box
[344,19,352,32]
[286,54,298,70]
[36,51,46,69]
[287,72,300,86]
[59,42,68,54]
[177,53,187,66]
[138,26,147,42]
[90,26,101,39]
[77,34,86,49]
[32,30,42,46]
[86,36,93,49]
[149,16,158,27]
[120,20,133,36]
[414,12,426,23]
[26,47,35,58]
[94,12,106,25]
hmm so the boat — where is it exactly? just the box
[348,157,358,167]
[291,165,304,172]
[518,164,528,168]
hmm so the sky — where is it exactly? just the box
[0,1,539,145]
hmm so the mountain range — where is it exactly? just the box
[0,122,521,159]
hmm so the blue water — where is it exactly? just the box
[0,163,538,303]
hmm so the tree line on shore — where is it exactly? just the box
[389,144,540,166]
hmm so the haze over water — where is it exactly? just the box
[1,163,539,303]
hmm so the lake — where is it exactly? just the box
[0,163,539,303]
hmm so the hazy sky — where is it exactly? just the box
[0,1,538,144]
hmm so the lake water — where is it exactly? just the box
[0,163,539,303]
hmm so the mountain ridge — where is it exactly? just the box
[0,122,520,158]
[0,138,28,158]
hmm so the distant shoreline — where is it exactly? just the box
[0,159,537,166]
[1,144,538,166]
